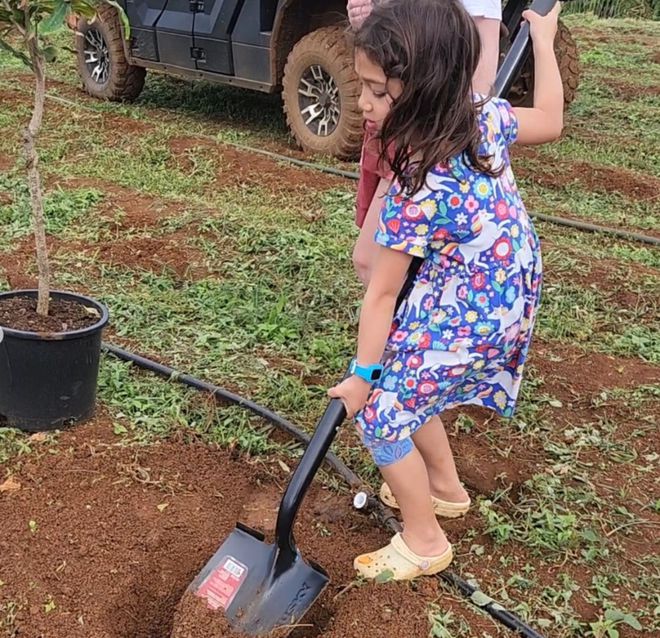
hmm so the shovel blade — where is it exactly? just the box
[190,524,329,636]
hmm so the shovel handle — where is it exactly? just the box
[274,398,346,561]
[494,0,558,98]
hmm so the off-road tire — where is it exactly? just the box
[282,26,363,159]
[508,20,580,109]
[75,6,146,102]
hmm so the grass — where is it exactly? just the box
[1,13,659,638]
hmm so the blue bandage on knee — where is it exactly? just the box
[363,436,414,467]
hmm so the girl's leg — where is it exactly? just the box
[379,445,449,556]
[411,416,469,503]
[471,16,501,95]
[352,177,390,286]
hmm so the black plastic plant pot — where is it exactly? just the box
[0,290,109,432]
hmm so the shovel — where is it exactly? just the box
[188,0,557,633]
[189,398,345,635]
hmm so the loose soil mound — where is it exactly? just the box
[0,416,444,638]
[171,580,431,638]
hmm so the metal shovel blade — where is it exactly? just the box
[188,400,345,635]
[190,523,329,635]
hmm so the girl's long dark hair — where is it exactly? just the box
[354,0,500,196]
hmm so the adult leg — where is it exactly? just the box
[352,176,390,286]
[472,16,501,95]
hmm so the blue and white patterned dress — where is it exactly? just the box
[355,98,542,444]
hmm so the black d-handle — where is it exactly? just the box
[494,0,558,98]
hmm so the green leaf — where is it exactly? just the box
[42,45,57,63]
[581,528,599,542]
[0,37,31,68]
[604,609,625,623]
[113,423,128,435]
[375,569,394,584]
[621,614,642,630]
[470,590,494,607]
[40,0,70,35]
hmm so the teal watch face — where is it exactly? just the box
[369,366,383,381]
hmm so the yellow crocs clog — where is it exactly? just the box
[354,533,453,580]
[380,482,471,519]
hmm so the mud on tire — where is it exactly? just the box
[282,26,363,160]
[508,20,580,109]
[75,6,146,102]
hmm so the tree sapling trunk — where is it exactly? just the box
[23,33,51,316]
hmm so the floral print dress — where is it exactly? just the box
[355,98,542,444]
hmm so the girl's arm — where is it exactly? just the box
[329,245,412,417]
[513,4,564,144]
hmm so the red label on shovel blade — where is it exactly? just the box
[195,556,248,611]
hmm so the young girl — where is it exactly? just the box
[349,0,504,285]
[329,0,563,580]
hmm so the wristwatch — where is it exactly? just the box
[349,359,384,384]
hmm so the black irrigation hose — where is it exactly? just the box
[37,92,659,247]
[103,343,362,490]
[103,342,546,638]
[40,90,658,246]
[226,140,660,248]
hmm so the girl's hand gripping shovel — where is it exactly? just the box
[187,0,558,634]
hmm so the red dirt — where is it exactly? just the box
[0,88,28,110]
[443,406,541,494]
[513,147,660,203]
[83,231,210,279]
[0,414,475,638]
[171,577,432,638]
[605,78,660,100]
[534,341,660,401]
[51,177,187,231]
[0,237,68,291]
[168,138,345,196]
[0,230,212,290]
[0,152,14,172]
[100,114,156,141]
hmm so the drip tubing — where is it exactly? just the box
[225,140,659,247]
[39,89,658,247]
[103,341,546,638]
[103,343,362,489]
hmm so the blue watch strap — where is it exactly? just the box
[350,359,384,384]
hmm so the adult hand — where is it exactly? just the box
[347,0,373,29]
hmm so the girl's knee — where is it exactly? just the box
[363,436,415,467]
